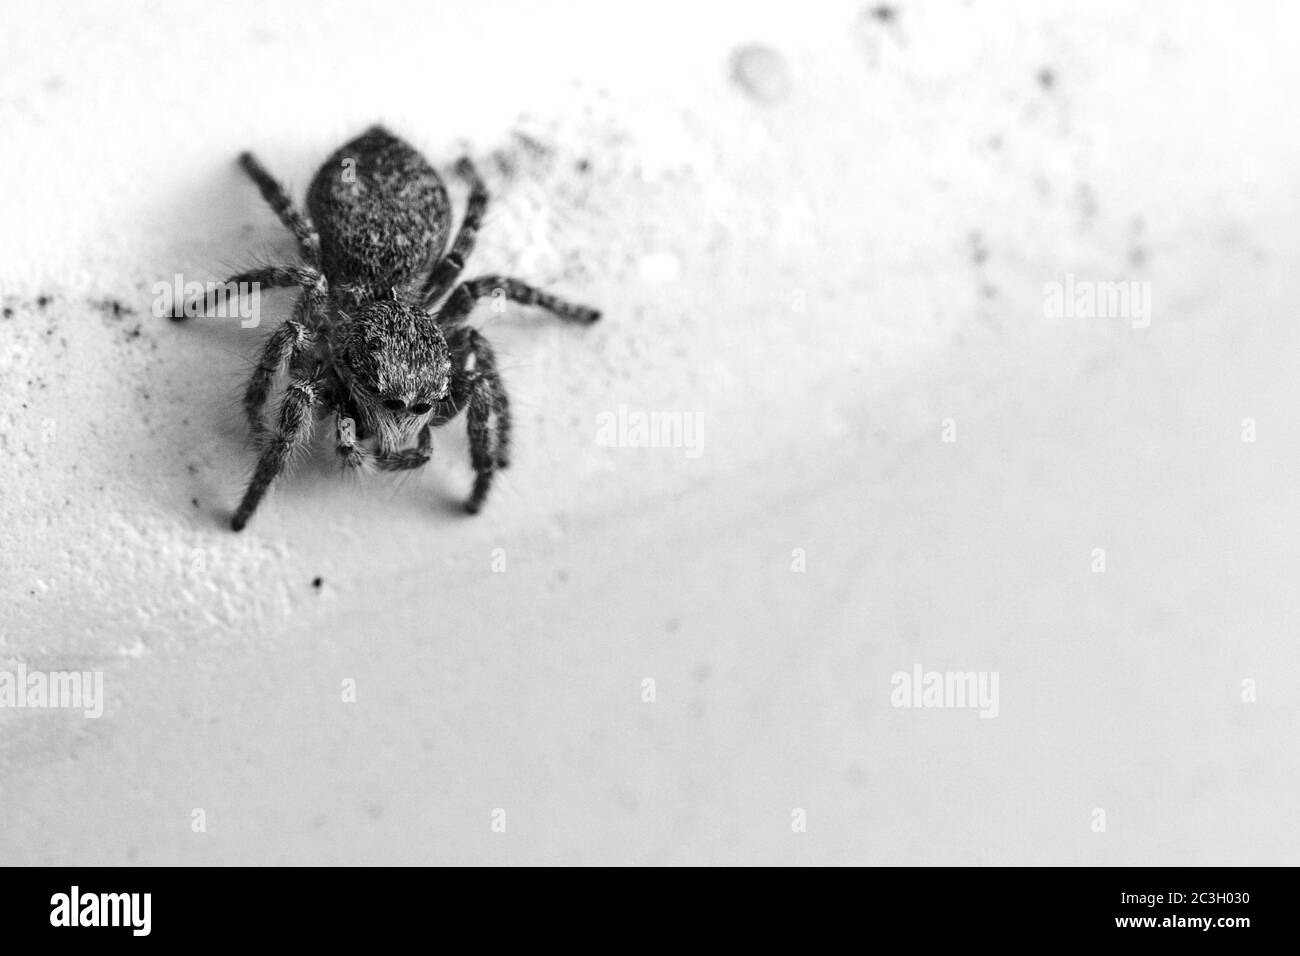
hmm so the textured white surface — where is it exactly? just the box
[1,0,1298,864]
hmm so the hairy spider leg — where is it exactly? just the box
[237,151,321,263]
[230,375,323,531]
[435,275,602,327]
[243,290,323,435]
[418,157,489,307]
[334,413,367,469]
[443,327,512,512]
[372,423,434,471]
[171,265,324,321]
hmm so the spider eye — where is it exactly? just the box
[409,402,433,414]
[382,398,406,411]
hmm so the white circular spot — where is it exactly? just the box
[731,44,793,103]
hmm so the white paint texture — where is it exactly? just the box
[1,0,1297,863]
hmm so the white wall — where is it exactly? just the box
[1,0,1297,864]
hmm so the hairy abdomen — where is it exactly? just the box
[306,126,451,290]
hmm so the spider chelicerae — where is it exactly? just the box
[173,125,600,531]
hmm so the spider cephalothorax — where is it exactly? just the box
[336,299,453,453]
[173,125,600,531]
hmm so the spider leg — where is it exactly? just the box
[230,374,321,532]
[418,158,488,307]
[171,265,323,321]
[245,317,314,437]
[447,328,512,513]
[336,412,433,472]
[334,413,369,469]
[436,275,601,327]
[373,424,433,471]
[462,328,512,469]
[237,151,322,264]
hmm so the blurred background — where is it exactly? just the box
[0,0,1297,864]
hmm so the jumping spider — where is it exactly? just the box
[173,125,600,531]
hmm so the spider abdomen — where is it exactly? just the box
[306,126,451,291]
